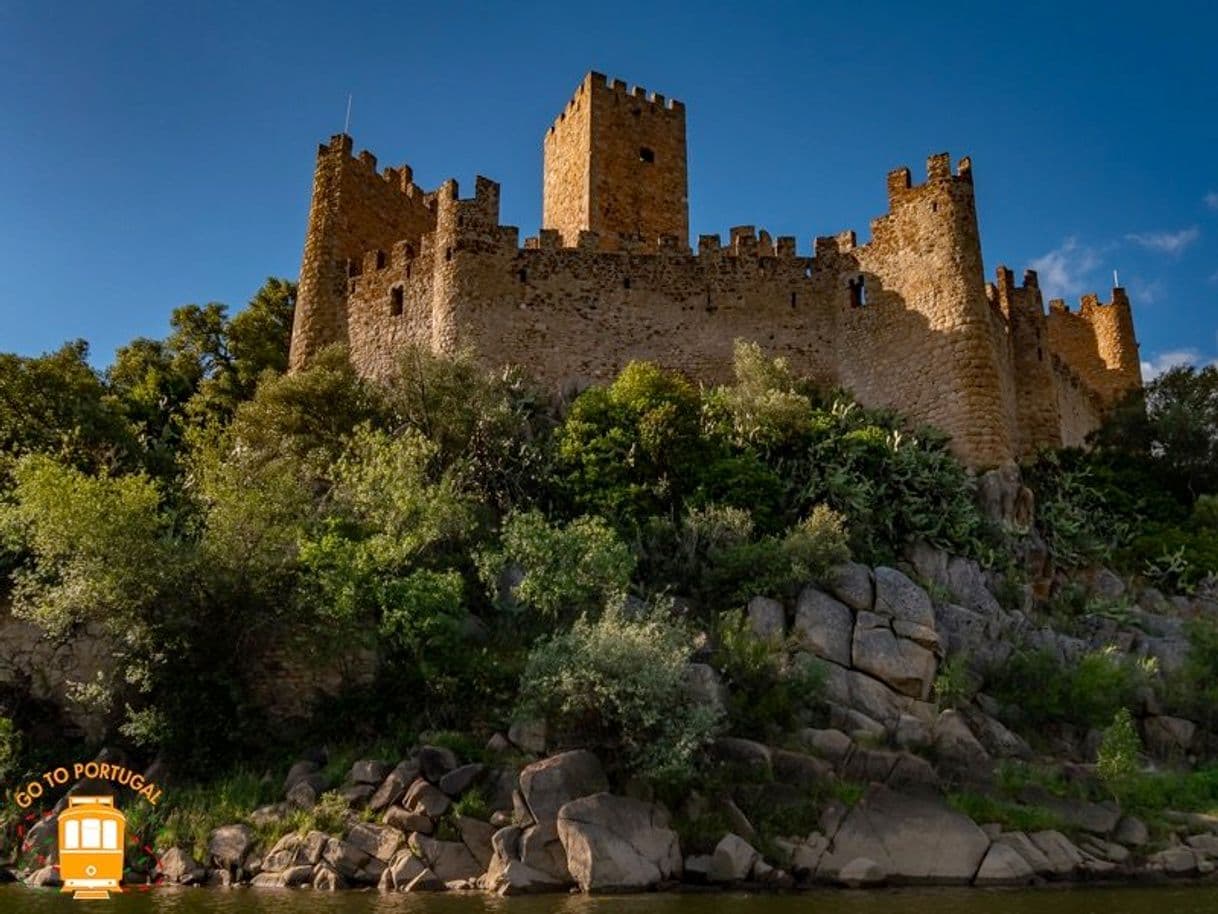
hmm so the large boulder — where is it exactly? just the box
[1028,830,1085,876]
[793,587,854,666]
[369,760,419,811]
[873,567,935,629]
[482,825,570,895]
[347,822,404,863]
[508,719,547,754]
[746,596,786,642]
[826,562,874,612]
[816,786,990,884]
[682,663,728,716]
[207,824,254,873]
[932,710,991,776]
[709,833,759,883]
[557,793,682,892]
[409,833,483,882]
[156,847,206,885]
[973,842,1035,885]
[519,750,609,823]
[851,613,936,699]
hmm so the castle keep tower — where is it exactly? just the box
[542,72,689,247]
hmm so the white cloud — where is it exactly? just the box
[1125,226,1200,255]
[1126,277,1164,304]
[1029,237,1100,301]
[1206,192,1218,211]
[1141,349,1202,379]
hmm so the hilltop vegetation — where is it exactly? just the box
[0,276,1215,790]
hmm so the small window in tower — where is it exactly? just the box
[390,287,404,316]
[445,247,453,262]
[376,250,387,269]
[624,277,632,290]
[849,276,867,308]
[1038,346,1044,362]
[639,146,655,164]
[518,268,528,284]
[790,292,797,309]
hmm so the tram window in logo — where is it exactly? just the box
[58,796,126,900]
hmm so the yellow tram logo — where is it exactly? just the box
[57,796,126,900]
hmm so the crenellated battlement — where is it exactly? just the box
[290,71,1142,468]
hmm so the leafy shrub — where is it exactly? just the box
[933,654,974,710]
[713,610,826,738]
[1096,708,1142,800]
[0,718,20,783]
[557,361,703,530]
[987,646,1153,732]
[1023,451,1136,567]
[517,602,721,779]
[947,791,1064,833]
[477,510,634,622]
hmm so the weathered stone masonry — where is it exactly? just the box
[288,71,1143,468]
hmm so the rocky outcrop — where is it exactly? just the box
[816,785,990,884]
[557,793,682,892]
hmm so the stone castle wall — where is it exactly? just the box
[288,73,1143,468]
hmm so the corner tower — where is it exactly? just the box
[542,72,688,247]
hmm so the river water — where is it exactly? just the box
[5,886,1218,913]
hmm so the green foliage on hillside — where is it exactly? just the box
[1,281,1216,784]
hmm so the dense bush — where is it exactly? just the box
[517,602,721,779]
[712,610,826,738]
[987,646,1153,732]
[476,510,634,623]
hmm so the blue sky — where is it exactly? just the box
[1,1,1216,377]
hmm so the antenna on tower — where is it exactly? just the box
[1113,269,1120,288]
[343,94,353,135]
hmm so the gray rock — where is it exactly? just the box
[1028,830,1085,876]
[801,727,853,764]
[384,806,433,834]
[793,587,855,666]
[350,759,390,785]
[709,833,759,883]
[369,760,420,812]
[851,624,936,699]
[282,864,315,887]
[417,745,459,783]
[404,868,447,892]
[509,719,547,754]
[822,664,909,729]
[816,785,990,884]
[894,713,930,750]
[520,750,609,823]
[837,856,886,887]
[440,763,485,797]
[934,603,989,660]
[283,760,323,795]
[1114,816,1149,847]
[827,562,874,612]
[746,595,786,642]
[458,815,497,868]
[1143,715,1197,759]
[347,822,404,863]
[1149,846,1199,875]
[994,831,1053,876]
[709,737,772,776]
[683,854,713,882]
[771,748,833,788]
[322,837,372,882]
[520,820,572,883]
[873,566,935,629]
[974,842,1035,885]
[381,852,426,892]
[312,864,345,891]
[250,871,287,889]
[404,778,452,818]
[946,555,1003,615]
[262,832,307,872]
[155,847,205,884]
[963,708,1033,760]
[409,833,483,882]
[557,793,682,892]
[932,710,991,775]
[1091,568,1127,601]
[682,663,728,716]
[208,824,254,872]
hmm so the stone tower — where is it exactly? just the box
[542,72,689,247]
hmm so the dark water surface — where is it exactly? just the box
[5,886,1218,914]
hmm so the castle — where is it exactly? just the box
[288,71,1142,468]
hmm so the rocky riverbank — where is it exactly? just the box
[10,548,1218,896]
